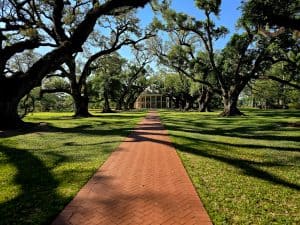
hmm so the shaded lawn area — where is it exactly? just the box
[159,109,300,225]
[0,111,146,225]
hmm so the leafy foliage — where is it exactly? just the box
[241,0,300,32]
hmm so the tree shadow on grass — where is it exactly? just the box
[0,123,133,139]
[62,140,119,147]
[253,110,300,118]
[159,118,300,190]
[0,111,145,138]
[89,114,146,119]
[170,133,300,152]
[0,145,68,225]
[163,123,300,143]
[172,143,300,191]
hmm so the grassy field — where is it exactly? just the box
[159,109,300,225]
[0,111,146,225]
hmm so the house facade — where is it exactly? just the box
[134,90,172,109]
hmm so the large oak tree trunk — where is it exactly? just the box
[115,100,123,110]
[184,94,195,111]
[102,91,113,113]
[115,92,126,110]
[127,88,145,110]
[70,76,91,117]
[220,91,244,116]
[184,101,192,111]
[128,101,135,110]
[0,79,32,129]
[74,95,91,117]
[0,98,23,129]
[127,95,138,110]
[198,90,212,112]
[173,98,180,109]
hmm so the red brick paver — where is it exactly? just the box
[52,111,212,225]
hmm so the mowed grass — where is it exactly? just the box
[159,109,300,225]
[0,111,146,225]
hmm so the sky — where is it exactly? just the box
[119,0,243,60]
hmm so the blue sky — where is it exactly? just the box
[119,0,242,59]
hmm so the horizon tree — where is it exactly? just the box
[149,28,216,112]
[90,51,151,112]
[114,65,151,110]
[40,13,154,117]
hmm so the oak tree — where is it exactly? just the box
[0,0,151,128]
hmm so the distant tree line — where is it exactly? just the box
[1,0,299,129]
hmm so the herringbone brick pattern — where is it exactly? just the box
[51,111,212,225]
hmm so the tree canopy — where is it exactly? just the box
[0,0,152,128]
[0,0,299,129]
[241,0,300,32]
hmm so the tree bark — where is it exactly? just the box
[184,101,192,111]
[184,94,195,111]
[115,91,126,110]
[73,95,91,117]
[179,96,186,110]
[123,87,144,110]
[198,89,212,112]
[0,98,23,129]
[220,90,244,116]
[69,68,92,117]
[173,97,180,109]
[127,95,138,110]
[0,77,32,129]
[115,99,123,110]
[102,91,113,113]
[128,101,135,110]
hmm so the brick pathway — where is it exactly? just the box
[51,111,212,225]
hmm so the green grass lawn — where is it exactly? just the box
[0,111,146,225]
[159,109,300,225]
